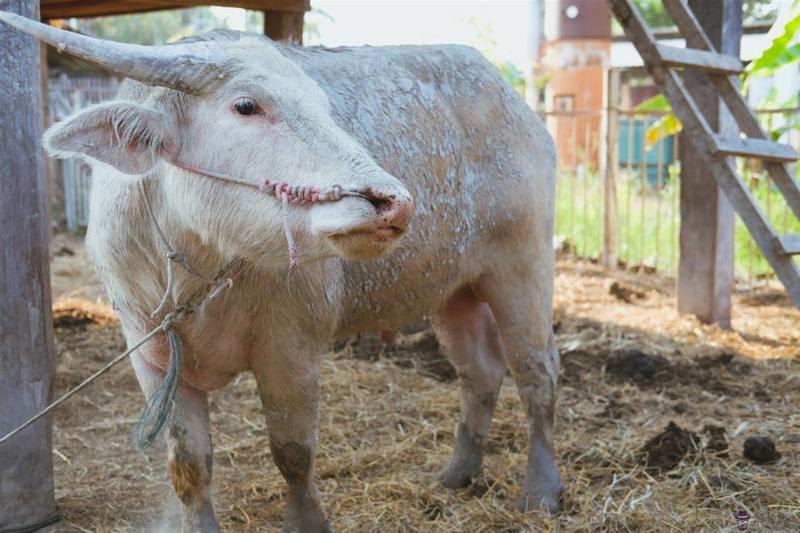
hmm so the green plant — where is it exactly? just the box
[635,2,800,145]
[554,160,799,279]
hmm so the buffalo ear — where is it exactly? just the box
[43,101,180,175]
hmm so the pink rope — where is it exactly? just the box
[262,180,346,269]
[171,161,364,269]
[261,179,344,204]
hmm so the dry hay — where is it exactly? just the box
[47,260,799,532]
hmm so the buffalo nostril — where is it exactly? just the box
[367,195,393,214]
[384,197,412,231]
[362,187,413,232]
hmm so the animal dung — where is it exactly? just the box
[605,349,669,384]
[608,281,646,303]
[640,421,699,473]
[743,436,781,464]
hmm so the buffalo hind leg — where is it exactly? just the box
[432,286,506,488]
[131,355,219,532]
[253,353,331,533]
[476,267,562,513]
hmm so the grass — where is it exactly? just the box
[554,161,800,280]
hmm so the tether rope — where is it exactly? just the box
[0,318,168,446]
[0,160,356,448]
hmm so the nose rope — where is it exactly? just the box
[170,161,365,269]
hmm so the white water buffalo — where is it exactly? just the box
[1,12,561,532]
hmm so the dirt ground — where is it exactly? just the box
[44,235,799,532]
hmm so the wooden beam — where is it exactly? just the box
[676,0,741,327]
[264,8,304,43]
[711,135,798,162]
[42,0,309,20]
[655,43,743,74]
[0,1,59,530]
[662,0,720,50]
[775,234,800,255]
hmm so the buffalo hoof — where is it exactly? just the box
[282,520,332,533]
[437,458,481,489]
[181,507,221,533]
[282,505,332,533]
[516,481,562,514]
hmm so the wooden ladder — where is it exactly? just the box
[608,0,800,307]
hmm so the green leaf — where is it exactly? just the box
[635,93,671,112]
[771,126,791,141]
[771,41,800,70]
[747,11,800,76]
[644,113,681,149]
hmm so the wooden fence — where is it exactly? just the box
[47,74,119,231]
[544,106,800,280]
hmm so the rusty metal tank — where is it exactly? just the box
[550,0,612,40]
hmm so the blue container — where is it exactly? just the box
[619,117,675,185]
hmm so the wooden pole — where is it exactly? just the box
[524,0,544,110]
[677,0,741,327]
[41,38,54,238]
[0,1,58,531]
[601,68,620,268]
[264,9,305,44]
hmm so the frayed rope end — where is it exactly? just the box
[133,328,182,449]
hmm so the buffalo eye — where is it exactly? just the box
[234,97,259,116]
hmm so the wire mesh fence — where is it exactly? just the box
[543,106,799,281]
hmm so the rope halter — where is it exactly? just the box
[170,161,366,269]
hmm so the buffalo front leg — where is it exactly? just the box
[432,286,506,488]
[131,355,219,532]
[477,267,562,513]
[253,353,331,533]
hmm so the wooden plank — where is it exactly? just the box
[712,135,798,162]
[0,1,59,531]
[664,64,800,306]
[663,60,800,218]
[608,0,660,60]
[655,43,743,73]
[709,75,800,219]
[662,0,716,50]
[601,68,620,268]
[775,235,800,255]
[41,0,309,19]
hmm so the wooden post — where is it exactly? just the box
[41,39,54,237]
[264,9,305,44]
[677,0,741,327]
[601,68,621,268]
[524,0,544,109]
[0,1,58,531]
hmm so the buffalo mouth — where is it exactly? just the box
[332,225,406,239]
[311,185,413,260]
[322,220,407,260]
